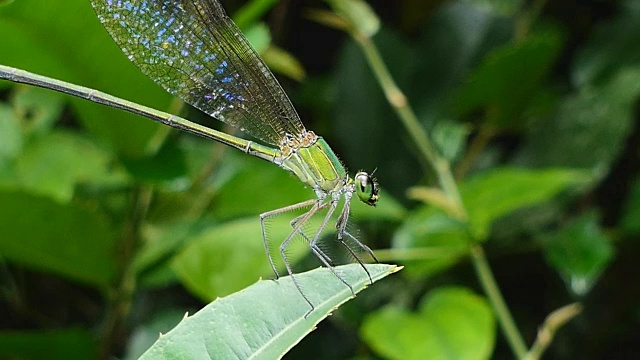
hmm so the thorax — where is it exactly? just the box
[280,135,347,196]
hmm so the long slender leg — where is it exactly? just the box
[336,199,378,261]
[260,199,316,278]
[308,200,356,296]
[336,233,372,284]
[336,200,378,284]
[290,213,333,265]
[343,230,379,263]
[278,201,323,315]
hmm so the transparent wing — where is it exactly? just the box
[91,0,307,146]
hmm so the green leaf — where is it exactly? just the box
[171,215,330,301]
[243,22,271,53]
[333,29,421,197]
[0,190,117,286]
[233,0,278,31]
[134,220,212,289]
[135,221,204,277]
[411,1,512,121]
[516,67,640,169]
[361,286,495,360]
[0,328,97,360]
[206,149,405,223]
[350,188,406,222]
[139,264,399,359]
[0,0,171,156]
[431,120,470,162]
[454,28,563,127]
[461,167,590,240]
[0,104,22,160]
[120,139,188,184]
[327,0,380,37]
[542,212,614,295]
[236,6,306,81]
[10,131,119,202]
[211,151,311,220]
[392,207,469,279]
[263,45,306,82]
[333,3,512,197]
[11,85,65,136]
[124,309,187,360]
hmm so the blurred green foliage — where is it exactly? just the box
[1,0,640,358]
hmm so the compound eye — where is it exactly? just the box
[355,171,379,206]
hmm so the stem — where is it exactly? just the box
[525,303,583,360]
[99,186,153,358]
[373,246,465,262]
[351,29,528,358]
[471,245,528,358]
[354,34,465,218]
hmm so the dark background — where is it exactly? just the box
[1,0,639,358]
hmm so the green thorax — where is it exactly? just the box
[280,136,347,193]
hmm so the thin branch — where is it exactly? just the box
[100,186,153,358]
[525,303,583,360]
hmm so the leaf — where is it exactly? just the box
[233,0,278,31]
[211,151,311,220]
[333,29,421,197]
[0,190,117,286]
[461,167,590,240]
[0,328,97,360]
[332,2,513,197]
[361,286,495,360]
[124,309,187,360]
[120,139,188,184]
[233,5,307,81]
[327,0,380,37]
[0,104,22,160]
[411,1,512,121]
[407,186,463,219]
[392,207,469,279]
[516,67,640,169]
[262,45,306,82]
[454,28,563,127]
[208,148,405,221]
[11,85,65,136]
[139,264,400,359]
[542,212,614,295]
[133,220,214,289]
[431,120,470,162]
[350,187,406,222]
[11,130,120,202]
[0,0,171,156]
[243,22,271,53]
[135,221,205,277]
[171,214,333,301]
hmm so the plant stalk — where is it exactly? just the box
[99,186,153,358]
[354,35,465,214]
[471,245,528,358]
[351,30,528,359]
